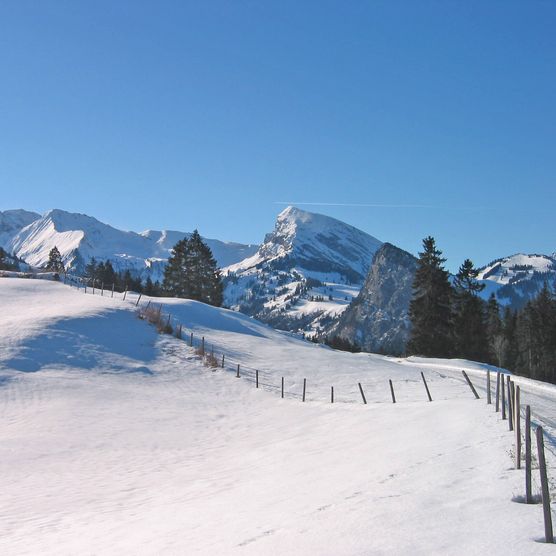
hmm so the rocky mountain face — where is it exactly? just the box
[2,209,257,280]
[223,206,383,333]
[332,243,417,355]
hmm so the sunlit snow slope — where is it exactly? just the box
[0,278,554,555]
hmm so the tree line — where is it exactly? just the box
[44,230,224,307]
[408,236,556,384]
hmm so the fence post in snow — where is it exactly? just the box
[177,324,182,339]
[190,332,193,347]
[495,372,500,412]
[165,314,171,331]
[358,382,367,405]
[302,378,306,402]
[201,337,205,357]
[101,282,104,296]
[421,372,432,402]
[331,386,334,403]
[462,370,480,399]
[389,379,396,403]
[536,426,554,544]
[281,377,284,399]
[236,364,240,378]
[515,386,521,469]
[123,288,127,301]
[111,283,114,298]
[501,375,506,420]
[256,370,259,388]
[507,377,514,431]
[487,371,491,404]
[135,294,142,307]
[221,354,225,368]
[525,405,533,504]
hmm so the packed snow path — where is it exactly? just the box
[0,278,554,555]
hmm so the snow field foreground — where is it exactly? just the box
[0,279,553,555]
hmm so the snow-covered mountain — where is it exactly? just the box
[0,209,40,249]
[4,209,258,279]
[224,206,383,333]
[478,253,556,308]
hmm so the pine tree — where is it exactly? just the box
[486,293,505,366]
[452,259,489,362]
[162,231,223,306]
[0,247,14,270]
[45,246,65,273]
[408,236,454,357]
[84,257,97,285]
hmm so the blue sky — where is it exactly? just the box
[1,1,554,271]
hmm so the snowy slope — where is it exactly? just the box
[224,206,382,334]
[0,209,40,250]
[478,253,556,308]
[0,277,554,554]
[6,209,257,278]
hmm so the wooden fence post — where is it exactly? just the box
[421,372,432,402]
[525,405,532,504]
[515,385,521,469]
[281,377,284,399]
[389,379,396,403]
[507,377,514,431]
[256,370,259,388]
[123,288,127,301]
[101,282,104,296]
[177,324,182,339]
[111,283,114,298]
[501,374,506,420]
[495,372,500,412]
[165,314,171,331]
[221,354,225,368]
[358,382,367,404]
[331,386,334,403]
[236,364,240,378]
[536,426,554,543]
[487,371,491,404]
[201,337,205,357]
[190,332,193,347]
[302,378,306,402]
[462,370,480,399]
[135,294,142,307]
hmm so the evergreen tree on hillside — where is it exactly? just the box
[408,236,454,357]
[486,293,505,366]
[45,246,65,273]
[162,231,223,306]
[84,257,98,284]
[0,247,16,270]
[453,259,489,362]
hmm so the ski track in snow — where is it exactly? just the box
[0,278,554,555]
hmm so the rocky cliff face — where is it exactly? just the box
[333,243,417,355]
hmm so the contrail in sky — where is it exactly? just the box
[274,202,485,210]
[275,202,437,209]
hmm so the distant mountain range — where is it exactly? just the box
[0,209,258,280]
[1,206,554,353]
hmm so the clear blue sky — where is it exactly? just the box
[1,1,554,271]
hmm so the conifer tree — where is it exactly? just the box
[486,293,505,365]
[452,259,489,362]
[408,236,454,357]
[84,257,97,285]
[162,231,223,306]
[45,246,65,273]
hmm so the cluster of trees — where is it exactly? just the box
[0,247,20,271]
[408,236,556,384]
[162,230,223,306]
[78,230,223,306]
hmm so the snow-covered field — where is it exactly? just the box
[0,278,554,555]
